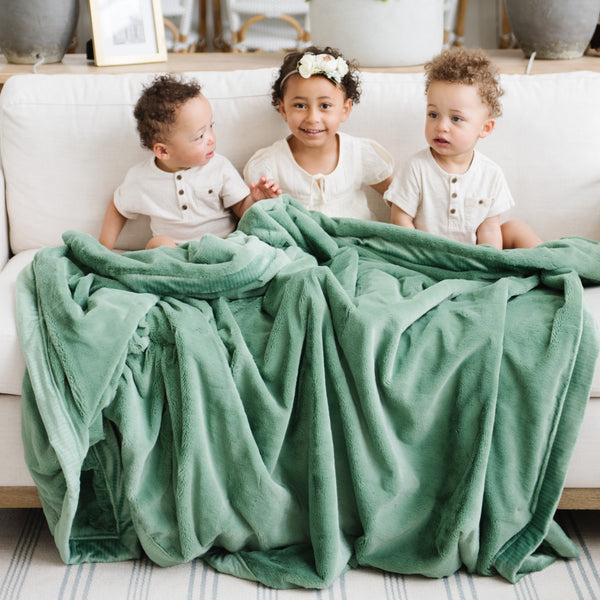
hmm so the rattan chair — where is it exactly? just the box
[222,0,310,52]
[162,0,203,52]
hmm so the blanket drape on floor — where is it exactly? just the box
[17,197,600,588]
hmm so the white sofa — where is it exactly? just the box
[1,67,600,509]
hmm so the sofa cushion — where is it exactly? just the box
[0,69,288,253]
[344,71,600,243]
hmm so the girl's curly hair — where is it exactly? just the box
[424,47,503,118]
[134,74,202,150]
[271,45,362,109]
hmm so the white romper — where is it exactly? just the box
[114,154,250,243]
[384,148,514,245]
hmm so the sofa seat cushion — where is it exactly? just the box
[584,285,600,396]
[0,250,36,395]
[0,394,35,486]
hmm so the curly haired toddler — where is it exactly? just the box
[99,74,279,250]
[386,47,541,249]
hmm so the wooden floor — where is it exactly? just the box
[1,49,600,84]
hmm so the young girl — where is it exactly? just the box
[243,46,395,221]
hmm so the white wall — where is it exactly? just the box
[76,0,92,54]
[462,0,505,49]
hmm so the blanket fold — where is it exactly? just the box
[17,196,600,588]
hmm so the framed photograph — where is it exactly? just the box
[89,0,167,66]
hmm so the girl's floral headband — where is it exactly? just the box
[281,53,350,86]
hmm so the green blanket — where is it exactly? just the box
[17,197,600,588]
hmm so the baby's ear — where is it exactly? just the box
[153,141,169,160]
[479,118,495,139]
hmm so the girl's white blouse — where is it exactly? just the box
[243,132,394,220]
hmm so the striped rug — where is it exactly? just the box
[1,509,599,600]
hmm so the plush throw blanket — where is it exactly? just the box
[17,197,600,588]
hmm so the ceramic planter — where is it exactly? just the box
[308,0,444,67]
[505,0,600,59]
[0,0,79,64]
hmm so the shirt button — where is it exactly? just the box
[179,189,184,195]
[182,204,188,210]
[479,199,484,205]
[451,177,457,183]
[208,189,213,194]
[451,192,457,198]
[177,174,182,180]
[450,208,456,214]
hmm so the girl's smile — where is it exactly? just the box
[278,74,352,160]
[302,128,325,135]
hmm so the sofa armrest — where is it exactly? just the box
[0,167,8,269]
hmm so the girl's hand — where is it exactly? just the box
[250,176,282,201]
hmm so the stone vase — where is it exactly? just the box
[308,0,444,67]
[0,0,80,64]
[505,0,600,59]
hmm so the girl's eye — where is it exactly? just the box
[451,116,462,123]
[293,103,306,109]
[321,103,332,110]
[428,112,438,119]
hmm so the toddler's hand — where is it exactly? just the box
[250,176,281,201]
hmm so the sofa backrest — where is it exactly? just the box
[1,69,599,252]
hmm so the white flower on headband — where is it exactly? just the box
[296,53,349,84]
[298,53,318,79]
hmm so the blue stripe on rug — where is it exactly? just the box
[127,557,154,600]
[383,571,404,600]
[0,509,43,600]
[567,510,600,598]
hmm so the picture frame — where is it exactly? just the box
[89,0,167,66]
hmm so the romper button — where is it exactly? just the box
[179,189,184,195]
[182,205,188,210]
[479,199,484,205]
[208,189,213,194]
[451,177,457,183]
[451,192,457,198]
[450,208,456,214]
[177,174,182,180]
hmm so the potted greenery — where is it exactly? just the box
[307,0,444,67]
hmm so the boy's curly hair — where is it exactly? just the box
[424,47,503,118]
[134,74,202,150]
[271,45,362,109]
